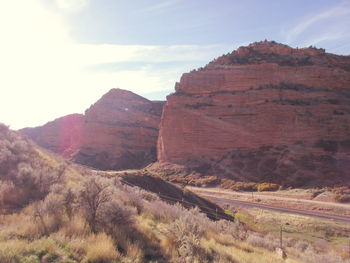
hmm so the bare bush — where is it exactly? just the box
[50,184,76,219]
[213,219,247,240]
[246,232,279,251]
[314,239,329,252]
[164,214,206,262]
[99,200,135,231]
[294,240,309,252]
[77,176,112,232]
[29,193,66,236]
[144,200,187,221]
[302,247,349,263]
[119,186,145,214]
[0,180,15,207]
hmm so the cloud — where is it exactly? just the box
[55,0,88,12]
[136,0,183,13]
[71,44,231,66]
[283,1,350,47]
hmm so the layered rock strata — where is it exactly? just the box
[158,41,350,186]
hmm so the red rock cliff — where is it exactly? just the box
[158,41,350,186]
[21,89,164,170]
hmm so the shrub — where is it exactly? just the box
[120,186,145,214]
[98,200,135,232]
[43,192,65,221]
[144,200,187,222]
[163,214,205,262]
[314,239,329,252]
[59,215,89,237]
[125,241,143,263]
[50,185,76,219]
[20,255,40,263]
[257,183,280,192]
[246,233,279,251]
[221,180,257,191]
[78,176,113,232]
[334,194,350,203]
[301,247,348,263]
[294,240,309,252]
[213,219,247,240]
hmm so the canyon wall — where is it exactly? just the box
[158,41,350,186]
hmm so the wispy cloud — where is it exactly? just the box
[71,44,232,65]
[55,0,88,12]
[137,0,183,13]
[283,1,350,48]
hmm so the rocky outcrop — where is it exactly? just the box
[158,41,350,186]
[74,89,164,170]
[21,89,164,170]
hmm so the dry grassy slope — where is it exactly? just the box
[1,124,231,221]
[119,172,232,221]
[0,123,79,211]
[1,124,349,263]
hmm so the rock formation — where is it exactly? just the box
[21,89,164,170]
[158,41,350,186]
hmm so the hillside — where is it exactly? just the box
[158,41,350,187]
[0,124,236,262]
[1,124,350,262]
[21,89,165,170]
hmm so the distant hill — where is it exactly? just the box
[21,89,165,170]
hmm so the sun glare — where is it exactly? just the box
[0,1,179,129]
[0,1,80,129]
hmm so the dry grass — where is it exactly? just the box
[125,241,144,262]
[58,215,89,237]
[0,239,28,263]
[83,233,120,262]
[202,238,299,263]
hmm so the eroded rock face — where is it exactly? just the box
[74,89,164,170]
[21,89,164,170]
[158,41,350,186]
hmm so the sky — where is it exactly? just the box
[0,0,350,129]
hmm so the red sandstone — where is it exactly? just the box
[158,41,350,186]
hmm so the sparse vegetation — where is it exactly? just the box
[257,182,280,192]
[334,194,350,203]
[1,124,350,262]
[332,186,350,203]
